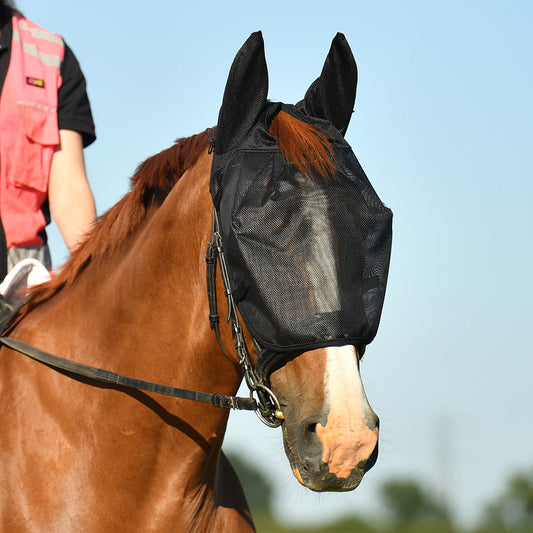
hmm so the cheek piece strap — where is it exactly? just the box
[206,206,284,428]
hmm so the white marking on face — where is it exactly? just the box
[316,345,378,478]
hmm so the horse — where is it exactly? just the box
[0,32,391,532]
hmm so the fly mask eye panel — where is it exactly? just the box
[210,32,392,371]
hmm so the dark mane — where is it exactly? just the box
[26,131,210,310]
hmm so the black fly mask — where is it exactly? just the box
[210,32,392,377]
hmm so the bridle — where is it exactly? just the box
[0,210,284,428]
[206,206,284,427]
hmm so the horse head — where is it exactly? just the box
[211,32,392,492]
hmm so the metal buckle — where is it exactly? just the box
[251,383,284,428]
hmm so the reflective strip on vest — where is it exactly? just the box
[17,20,63,44]
[12,26,62,69]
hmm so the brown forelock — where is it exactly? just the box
[24,131,211,310]
[269,110,337,180]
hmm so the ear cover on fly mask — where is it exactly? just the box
[213,31,269,155]
[297,32,357,135]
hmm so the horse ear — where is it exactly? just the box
[300,33,357,136]
[215,31,268,154]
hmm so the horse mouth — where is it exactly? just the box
[281,419,378,492]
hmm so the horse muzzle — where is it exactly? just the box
[281,404,379,492]
[269,345,379,492]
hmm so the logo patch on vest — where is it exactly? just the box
[26,77,45,88]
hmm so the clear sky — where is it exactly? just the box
[18,0,533,527]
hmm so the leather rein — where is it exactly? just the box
[0,207,284,428]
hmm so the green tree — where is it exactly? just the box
[380,478,452,527]
[480,468,533,532]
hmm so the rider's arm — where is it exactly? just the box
[48,129,96,253]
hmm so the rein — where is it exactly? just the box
[0,208,284,427]
[0,335,256,411]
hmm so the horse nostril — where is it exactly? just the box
[297,419,324,473]
[298,415,326,446]
[302,421,319,448]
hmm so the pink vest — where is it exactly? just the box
[0,15,64,247]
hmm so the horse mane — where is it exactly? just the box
[25,131,210,310]
[22,111,335,313]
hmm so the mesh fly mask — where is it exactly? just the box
[210,32,392,379]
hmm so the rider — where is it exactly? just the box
[0,0,96,283]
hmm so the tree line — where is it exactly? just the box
[227,453,533,533]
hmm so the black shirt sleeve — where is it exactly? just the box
[58,41,96,148]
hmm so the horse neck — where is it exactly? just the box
[102,150,242,401]
[19,150,242,469]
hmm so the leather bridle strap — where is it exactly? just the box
[205,213,229,358]
[206,206,284,428]
[0,336,258,411]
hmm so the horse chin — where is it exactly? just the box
[280,421,378,492]
[293,465,365,492]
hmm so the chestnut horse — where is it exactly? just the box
[0,33,387,532]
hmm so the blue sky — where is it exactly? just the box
[18,0,533,527]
